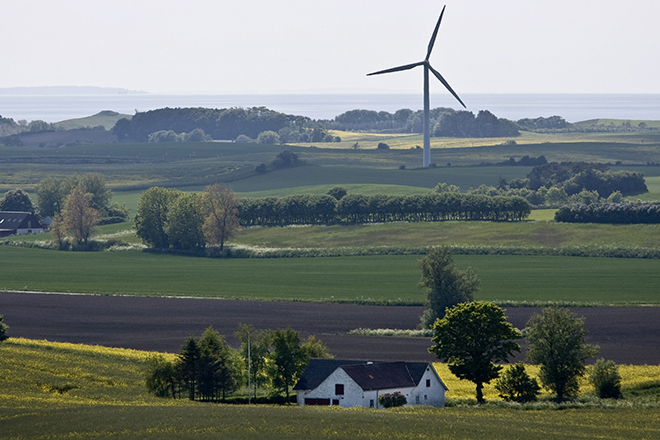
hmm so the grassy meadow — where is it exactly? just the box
[1,338,659,440]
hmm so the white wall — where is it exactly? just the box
[297,368,363,407]
[408,366,446,408]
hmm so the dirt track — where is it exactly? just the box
[1,291,658,364]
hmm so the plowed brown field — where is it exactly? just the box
[1,291,658,364]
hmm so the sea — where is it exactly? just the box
[0,93,659,124]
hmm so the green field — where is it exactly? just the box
[234,221,660,250]
[1,131,659,193]
[1,247,659,305]
[1,338,659,440]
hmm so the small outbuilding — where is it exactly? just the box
[294,359,447,409]
[0,211,44,237]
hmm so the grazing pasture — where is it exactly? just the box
[1,246,659,305]
[1,338,659,440]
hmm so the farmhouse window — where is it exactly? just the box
[415,395,420,404]
[335,384,344,395]
[426,379,431,387]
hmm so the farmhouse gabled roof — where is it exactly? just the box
[0,211,42,232]
[293,359,377,391]
[342,362,418,391]
[293,358,441,392]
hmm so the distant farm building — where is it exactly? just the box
[0,211,44,237]
[294,359,447,409]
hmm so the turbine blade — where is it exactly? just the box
[428,64,466,108]
[426,5,446,61]
[367,61,424,76]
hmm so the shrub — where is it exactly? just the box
[377,142,390,150]
[235,134,253,143]
[145,355,177,398]
[589,358,623,399]
[378,391,407,408]
[148,130,181,143]
[256,130,280,144]
[495,363,540,403]
[327,186,347,200]
[0,315,8,341]
[254,163,268,174]
[182,128,211,142]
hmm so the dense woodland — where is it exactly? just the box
[112,107,312,142]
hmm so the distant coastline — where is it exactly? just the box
[0,86,147,96]
[0,93,658,123]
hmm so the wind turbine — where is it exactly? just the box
[367,5,466,168]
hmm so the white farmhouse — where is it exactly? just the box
[294,359,447,409]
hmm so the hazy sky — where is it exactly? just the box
[2,0,659,95]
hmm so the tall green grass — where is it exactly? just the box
[1,247,659,305]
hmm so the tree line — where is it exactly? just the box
[145,325,331,403]
[238,193,532,226]
[554,202,660,224]
[135,187,530,252]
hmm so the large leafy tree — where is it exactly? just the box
[429,301,521,404]
[270,328,306,402]
[79,173,112,213]
[526,307,599,402]
[0,189,33,213]
[61,187,99,246]
[199,184,240,251]
[135,187,182,249]
[166,193,205,251]
[35,174,111,218]
[269,328,332,401]
[418,246,480,327]
[35,177,65,217]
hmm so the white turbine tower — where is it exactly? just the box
[367,5,466,168]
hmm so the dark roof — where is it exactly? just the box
[294,359,433,392]
[293,359,376,391]
[343,362,421,391]
[0,211,42,234]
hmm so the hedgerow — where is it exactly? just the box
[555,203,660,224]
